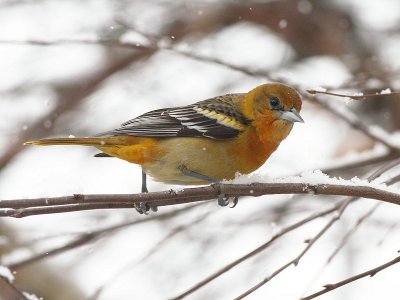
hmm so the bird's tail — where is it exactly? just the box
[24,137,120,147]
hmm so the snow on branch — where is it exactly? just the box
[307,88,400,99]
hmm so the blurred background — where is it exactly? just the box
[1,0,400,299]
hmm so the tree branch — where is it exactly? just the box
[1,182,400,218]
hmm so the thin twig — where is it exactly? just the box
[307,89,400,99]
[326,203,380,264]
[0,38,148,49]
[302,255,400,300]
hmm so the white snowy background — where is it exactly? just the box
[1,0,400,299]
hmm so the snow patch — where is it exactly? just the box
[225,170,399,193]
[23,292,42,300]
[279,19,288,29]
[310,86,327,93]
[379,88,392,94]
[0,265,14,282]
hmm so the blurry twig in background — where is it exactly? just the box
[0,11,219,171]
[0,50,156,171]
[302,254,400,300]
[326,203,380,264]
[90,211,212,300]
[306,95,400,153]
[0,276,29,300]
[324,159,400,262]
[0,38,281,81]
[172,197,350,299]
[5,203,204,269]
[234,198,352,300]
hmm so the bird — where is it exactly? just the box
[25,82,304,213]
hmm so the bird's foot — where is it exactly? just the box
[178,166,240,208]
[134,202,158,215]
[217,194,239,208]
[136,169,158,214]
[212,182,239,208]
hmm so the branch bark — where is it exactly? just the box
[1,182,400,218]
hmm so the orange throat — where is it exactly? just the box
[254,119,293,152]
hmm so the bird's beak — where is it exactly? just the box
[279,108,304,123]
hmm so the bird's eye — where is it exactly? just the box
[269,97,281,109]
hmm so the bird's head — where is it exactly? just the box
[243,83,304,145]
[245,82,303,124]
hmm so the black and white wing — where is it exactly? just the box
[102,94,251,139]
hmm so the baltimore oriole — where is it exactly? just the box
[25,83,303,213]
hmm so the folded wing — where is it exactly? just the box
[102,94,251,139]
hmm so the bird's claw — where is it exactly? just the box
[230,196,239,208]
[212,182,239,208]
[217,194,229,207]
[134,202,158,215]
[217,194,239,208]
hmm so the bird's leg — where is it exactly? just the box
[141,169,148,193]
[179,165,239,208]
[134,169,158,214]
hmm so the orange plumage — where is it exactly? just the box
[25,83,303,211]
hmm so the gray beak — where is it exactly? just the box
[279,108,304,123]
